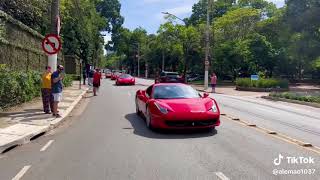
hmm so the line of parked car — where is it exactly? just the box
[104,69,135,85]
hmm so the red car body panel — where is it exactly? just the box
[111,73,121,80]
[116,76,135,85]
[136,83,220,129]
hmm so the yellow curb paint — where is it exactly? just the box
[223,116,320,155]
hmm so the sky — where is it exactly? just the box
[120,0,285,34]
[104,0,285,52]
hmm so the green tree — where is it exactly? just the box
[188,0,235,25]
[61,0,105,66]
[0,0,51,33]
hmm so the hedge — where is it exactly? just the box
[0,65,73,110]
[270,92,320,104]
[236,78,289,89]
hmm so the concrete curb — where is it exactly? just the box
[262,96,320,108]
[222,114,320,154]
[0,124,49,153]
[0,88,88,153]
[49,89,88,129]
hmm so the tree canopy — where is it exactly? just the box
[106,0,320,81]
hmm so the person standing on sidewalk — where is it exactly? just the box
[93,69,102,96]
[41,66,54,114]
[51,65,64,118]
[82,68,87,85]
[88,69,94,87]
[210,72,217,93]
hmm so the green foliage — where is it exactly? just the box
[61,0,106,66]
[62,74,73,87]
[0,0,50,33]
[0,65,73,109]
[236,78,289,89]
[0,66,41,109]
[312,57,320,71]
[214,8,260,41]
[96,0,124,33]
[270,92,320,104]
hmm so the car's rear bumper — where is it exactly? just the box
[151,113,220,129]
[117,81,135,85]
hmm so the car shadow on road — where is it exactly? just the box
[125,113,217,139]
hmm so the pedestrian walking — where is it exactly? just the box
[93,69,102,96]
[88,69,94,87]
[41,66,54,114]
[210,72,217,93]
[51,65,64,118]
[83,68,87,85]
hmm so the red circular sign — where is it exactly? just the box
[42,34,62,55]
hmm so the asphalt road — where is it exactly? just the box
[136,78,320,148]
[0,79,319,180]
[214,94,320,147]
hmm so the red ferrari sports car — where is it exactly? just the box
[105,71,112,78]
[116,74,135,85]
[111,72,121,80]
[135,83,220,130]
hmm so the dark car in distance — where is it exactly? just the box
[159,71,184,83]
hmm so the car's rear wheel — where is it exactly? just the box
[146,107,153,130]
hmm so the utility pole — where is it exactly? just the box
[138,43,140,77]
[136,43,140,77]
[162,50,165,71]
[204,0,211,90]
[48,0,60,72]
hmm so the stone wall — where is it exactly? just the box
[0,10,63,72]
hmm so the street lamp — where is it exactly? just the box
[161,12,186,25]
[162,6,212,89]
[161,12,187,73]
[204,0,212,90]
[131,42,140,77]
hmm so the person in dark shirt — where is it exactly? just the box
[88,69,94,86]
[51,65,64,118]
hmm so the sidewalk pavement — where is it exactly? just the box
[0,81,88,153]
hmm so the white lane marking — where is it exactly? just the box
[215,172,230,180]
[40,140,54,152]
[12,165,31,180]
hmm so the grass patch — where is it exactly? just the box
[270,91,320,104]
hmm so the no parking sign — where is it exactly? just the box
[42,34,62,55]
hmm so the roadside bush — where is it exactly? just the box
[270,92,320,103]
[236,78,289,89]
[0,66,73,110]
[0,66,41,109]
[62,74,73,87]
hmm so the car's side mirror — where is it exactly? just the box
[203,92,209,98]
